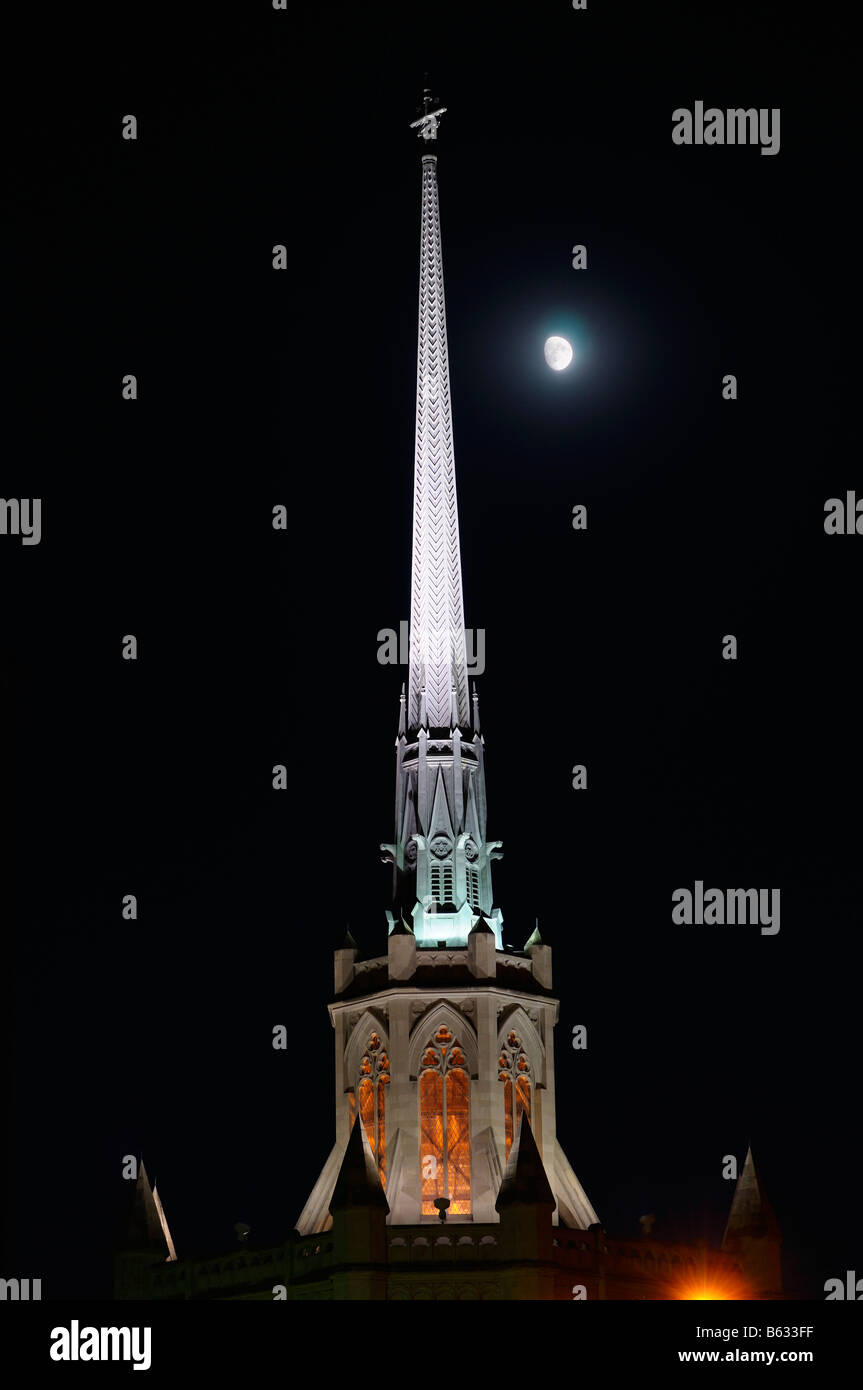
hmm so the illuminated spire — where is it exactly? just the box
[407,93,469,732]
[297,97,599,1248]
[379,92,502,945]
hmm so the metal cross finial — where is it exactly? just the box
[410,84,446,141]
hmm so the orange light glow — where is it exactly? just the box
[673,1270,749,1301]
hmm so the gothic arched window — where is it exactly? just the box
[419,1024,471,1216]
[357,1032,390,1186]
[498,1029,531,1159]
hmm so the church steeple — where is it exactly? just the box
[406,90,469,733]
[380,92,502,945]
[298,89,598,1246]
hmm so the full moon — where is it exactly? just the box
[544,335,573,371]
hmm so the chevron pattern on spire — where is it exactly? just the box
[408,152,470,731]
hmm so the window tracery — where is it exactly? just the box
[498,1028,531,1159]
[419,1024,471,1215]
[356,1031,390,1185]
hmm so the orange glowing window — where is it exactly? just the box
[420,1069,444,1213]
[503,1078,513,1154]
[446,1068,470,1213]
[357,1033,388,1185]
[360,1076,374,1139]
[377,1078,386,1178]
[500,1031,531,1159]
[419,1032,471,1216]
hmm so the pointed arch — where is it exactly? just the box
[416,1007,472,1217]
[429,767,455,840]
[343,1008,390,1084]
[496,1004,545,1084]
[344,1010,391,1188]
[408,1001,478,1077]
[497,1007,546,1164]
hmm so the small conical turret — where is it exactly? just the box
[327,1118,389,1298]
[114,1157,177,1298]
[524,920,542,950]
[119,1159,176,1259]
[721,1146,782,1296]
[494,1113,556,1292]
[330,1117,389,1213]
[496,1113,555,1212]
[722,1146,779,1243]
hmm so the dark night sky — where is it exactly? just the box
[2,1,859,1300]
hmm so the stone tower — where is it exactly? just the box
[296,90,597,1240]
